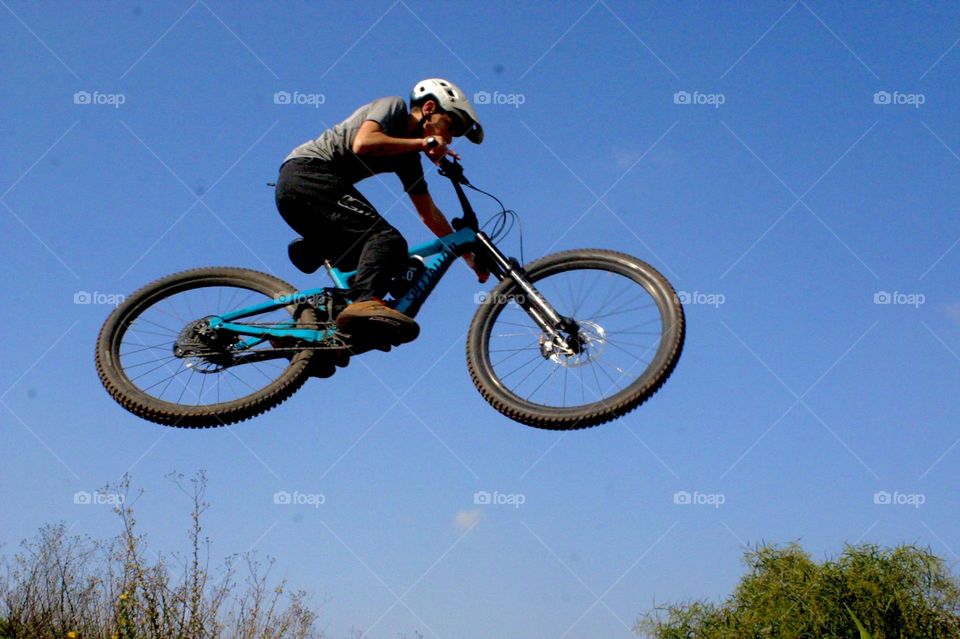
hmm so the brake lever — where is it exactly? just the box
[438,158,470,185]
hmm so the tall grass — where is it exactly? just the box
[0,473,320,639]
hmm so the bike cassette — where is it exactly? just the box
[173,317,239,372]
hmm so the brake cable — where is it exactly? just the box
[461,180,526,267]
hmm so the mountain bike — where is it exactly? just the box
[96,159,684,430]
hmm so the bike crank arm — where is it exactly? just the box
[475,232,580,341]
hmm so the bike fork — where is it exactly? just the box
[474,232,579,341]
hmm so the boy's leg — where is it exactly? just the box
[325,192,408,301]
[276,160,407,294]
[275,160,418,344]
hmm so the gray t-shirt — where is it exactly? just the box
[283,96,427,195]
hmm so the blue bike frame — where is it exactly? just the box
[205,227,478,349]
[200,157,574,356]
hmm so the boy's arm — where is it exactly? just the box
[409,191,454,238]
[353,120,425,156]
[409,192,489,283]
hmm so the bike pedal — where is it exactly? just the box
[306,361,336,378]
[343,334,394,355]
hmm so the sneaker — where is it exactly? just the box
[335,299,420,345]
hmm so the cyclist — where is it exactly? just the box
[275,78,489,355]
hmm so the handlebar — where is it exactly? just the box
[438,158,479,232]
[437,157,516,279]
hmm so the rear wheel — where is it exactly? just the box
[466,249,684,430]
[96,267,318,428]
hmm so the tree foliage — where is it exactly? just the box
[636,542,960,639]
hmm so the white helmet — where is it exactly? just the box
[410,78,484,144]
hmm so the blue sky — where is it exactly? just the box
[2,1,960,637]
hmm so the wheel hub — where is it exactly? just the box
[540,320,606,368]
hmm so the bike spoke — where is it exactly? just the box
[131,316,180,336]
[158,360,188,400]
[492,346,538,368]
[603,337,656,351]
[120,340,175,355]
[526,362,562,402]
[499,352,546,381]
[141,362,189,394]
[589,300,656,321]
[196,370,207,406]
[123,327,180,339]
[563,365,569,407]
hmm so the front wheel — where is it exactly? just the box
[466,249,684,430]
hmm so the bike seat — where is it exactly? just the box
[287,237,326,274]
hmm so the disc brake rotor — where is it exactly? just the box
[540,320,606,368]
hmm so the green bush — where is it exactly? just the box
[636,542,960,639]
